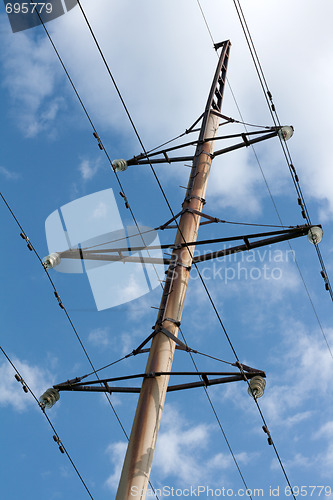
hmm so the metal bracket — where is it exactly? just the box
[132,325,193,355]
[162,317,181,327]
[183,194,206,206]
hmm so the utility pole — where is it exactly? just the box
[116,40,231,500]
[40,38,322,500]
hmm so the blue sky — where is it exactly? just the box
[1,1,333,499]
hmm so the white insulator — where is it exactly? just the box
[278,126,294,141]
[43,252,61,269]
[307,226,323,245]
[112,159,128,172]
[248,376,266,399]
[39,388,60,409]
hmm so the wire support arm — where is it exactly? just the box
[59,225,319,265]
[125,129,281,166]
[192,225,320,264]
[54,369,266,395]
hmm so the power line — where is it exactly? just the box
[232,0,333,306]
[179,329,253,500]
[24,1,306,496]
[73,5,296,496]
[0,190,129,439]
[1,187,162,498]
[72,2,257,493]
[231,0,333,360]
[0,345,95,500]
[193,4,303,499]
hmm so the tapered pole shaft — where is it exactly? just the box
[116,41,231,500]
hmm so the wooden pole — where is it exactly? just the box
[116,41,231,500]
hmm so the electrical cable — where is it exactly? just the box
[194,4,304,499]
[72,5,295,497]
[0,345,95,500]
[26,0,164,290]
[231,0,333,359]
[72,2,256,493]
[1,188,161,498]
[0,191,130,447]
[23,1,309,496]
[232,0,333,307]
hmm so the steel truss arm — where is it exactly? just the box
[54,368,266,394]
[127,129,278,164]
[192,225,316,263]
[58,224,318,266]
[125,130,280,166]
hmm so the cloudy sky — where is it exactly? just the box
[1,1,333,499]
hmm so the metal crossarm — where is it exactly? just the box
[57,225,318,266]
[193,225,317,264]
[53,368,266,395]
[125,129,280,166]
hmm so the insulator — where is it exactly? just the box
[307,226,323,245]
[43,253,61,269]
[278,126,294,141]
[248,376,266,399]
[39,388,60,409]
[112,159,128,172]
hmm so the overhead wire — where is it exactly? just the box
[0,345,95,500]
[232,0,333,301]
[1,187,162,498]
[16,1,314,496]
[194,2,302,498]
[231,0,333,359]
[72,0,255,493]
[5,3,167,497]
[74,2,319,497]
[9,1,297,496]
[0,190,129,432]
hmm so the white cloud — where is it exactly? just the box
[88,327,111,347]
[2,0,333,217]
[105,404,254,492]
[0,357,55,412]
[0,165,20,180]
[0,25,63,137]
[105,441,127,491]
[78,158,102,181]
